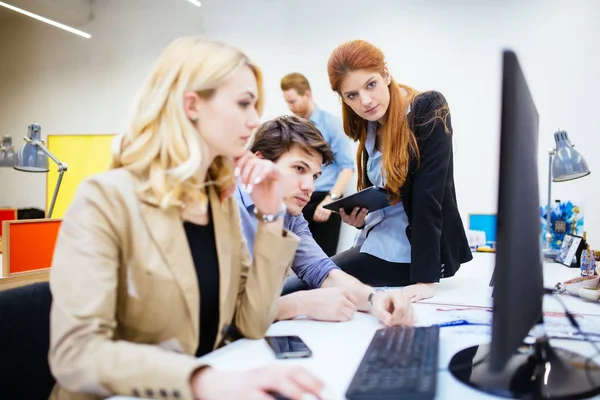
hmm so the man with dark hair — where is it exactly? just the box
[234,115,414,325]
[280,73,355,257]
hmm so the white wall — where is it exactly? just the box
[0,0,599,250]
[0,0,207,207]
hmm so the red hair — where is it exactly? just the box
[327,40,419,204]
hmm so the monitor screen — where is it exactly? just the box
[489,50,544,372]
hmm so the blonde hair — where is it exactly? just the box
[110,36,264,209]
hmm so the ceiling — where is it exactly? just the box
[0,0,93,26]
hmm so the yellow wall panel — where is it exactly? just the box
[46,134,115,218]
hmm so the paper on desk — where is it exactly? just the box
[422,306,598,340]
[422,306,492,335]
[542,310,599,341]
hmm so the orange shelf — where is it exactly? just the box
[2,219,61,277]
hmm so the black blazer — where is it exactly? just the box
[362,91,472,283]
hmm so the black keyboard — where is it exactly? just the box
[345,325,440,400]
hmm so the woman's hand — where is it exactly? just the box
[401,283,436,303]
[235,152,285,215]
[339,207,368,228]
[191,365,324,400]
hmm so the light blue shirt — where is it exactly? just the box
[309,106,355,192]
[233,185,340,288]
[354,120,412,263]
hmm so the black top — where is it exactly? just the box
[362,91,473,283]
[183,217,220,357]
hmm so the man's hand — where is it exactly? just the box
[298,287,358,321]
[370,290,416,327]
[313,199,333,222]
[401,283,436,303]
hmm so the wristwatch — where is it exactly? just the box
[368,287,392,305]
[328,192,340,201]
[253,202,286,223]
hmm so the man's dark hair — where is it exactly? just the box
[250,115,334,165]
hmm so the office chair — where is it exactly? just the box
[0,282,55,399]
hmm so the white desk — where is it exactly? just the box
[426,253,600,316]
[109,253,600,400]
[193,309,600,400]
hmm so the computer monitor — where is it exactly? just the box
[490,49,544,372]
[449,50,600,399]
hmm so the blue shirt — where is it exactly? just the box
[233,186,340,288]
[309,106,355,192]
[354,120,412,263]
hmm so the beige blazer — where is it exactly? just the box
[48,169,299,400]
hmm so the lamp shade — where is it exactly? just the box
[551,130,590,182]
[14,123,49,172]
[0,135,16,167]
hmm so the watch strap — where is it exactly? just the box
[253,202,286,223]
[368,287,391,305]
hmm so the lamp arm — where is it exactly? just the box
[30,139,68,171]
[27,139,68,218]
[545,149,554,252]
[47,168,65,218]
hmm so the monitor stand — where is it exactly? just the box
[449,336,600,399]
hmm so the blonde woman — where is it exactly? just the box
[48,36,323,400]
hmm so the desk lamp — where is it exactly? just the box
[543,130,590,260]
[0,135,16,167]
[13,123,68,218]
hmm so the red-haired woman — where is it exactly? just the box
[327,40,472,302]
